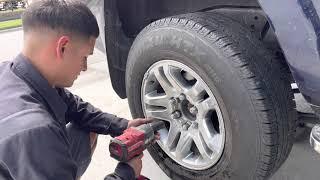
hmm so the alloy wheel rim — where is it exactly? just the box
[141,60,225,170]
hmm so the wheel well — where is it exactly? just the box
[117,0,261,37]
[105,0,292,98]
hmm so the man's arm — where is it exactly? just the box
[104,162,136,180]
[57,88,128,137]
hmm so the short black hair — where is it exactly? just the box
[22,0,99,39]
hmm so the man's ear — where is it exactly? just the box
[56,36,70,60]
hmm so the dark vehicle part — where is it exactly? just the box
[104,0,268,99]
[104,0,320,124]
[104,0,133,98]
[126,12,296,179]
[258,0,320,115]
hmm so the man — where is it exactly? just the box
[0,0,151,179]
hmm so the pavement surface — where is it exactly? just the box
[1,29,320,180]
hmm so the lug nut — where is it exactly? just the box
[183,124,189,131]
[169,98,176,105]
[189,106,198,115]
[171,111,181,119]
[179,94,186,101]
[192,122,198,129]
[182,122,192,131]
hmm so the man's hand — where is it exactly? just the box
[127,118,153,128]
[127,153,143,178]
[127,118,161,141]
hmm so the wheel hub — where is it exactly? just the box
[169,94,198,122]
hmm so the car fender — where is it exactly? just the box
[259,0,320,106]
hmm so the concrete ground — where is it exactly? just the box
[1,29,320,180]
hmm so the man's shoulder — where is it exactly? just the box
[0,61,13,77]
[0,60,44,119]
[0,61,11,68]
[0,61,13,83]
[0,60,29,88]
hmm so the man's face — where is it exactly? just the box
[56,36,96,87]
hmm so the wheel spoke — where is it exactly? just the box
[209,134,223,154]
[175,132,193,160]
[166,121,182,149]
[144,91,169,107]
[153,67,173,94]
[193,132,212,160]
[163,65,188,92]
[196,97,217,120]
[185,81,206,104]
[145,108,171,121]
[198,123,222,154]
[199,119,214,144]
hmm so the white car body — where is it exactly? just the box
[0,2,5,10]
[17,2,24,8]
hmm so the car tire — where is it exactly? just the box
[126,12,296,180]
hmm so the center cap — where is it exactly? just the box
[168,94,198,122]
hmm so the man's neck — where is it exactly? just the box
[21,50,56,88]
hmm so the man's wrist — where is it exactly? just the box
[114,162,136,180]
[107,115,129,137]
